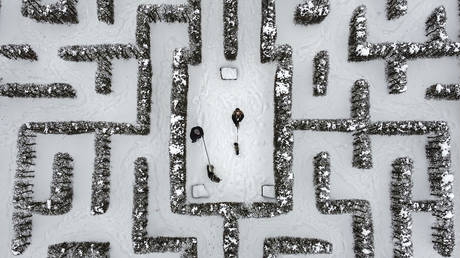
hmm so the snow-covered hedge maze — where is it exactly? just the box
[390,129,455,257]
[2,0,458,257]
[349,5,460,94]
[9,0,200,255]
[0,44,76,98]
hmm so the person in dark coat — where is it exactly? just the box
[232,108,244,155]
[189,126,221,183]
[190,126,204,143]
[232,108,244,128]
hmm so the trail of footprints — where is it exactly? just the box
[2,0,458,257]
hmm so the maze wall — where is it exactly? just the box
[0,0,459,257]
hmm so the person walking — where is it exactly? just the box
[190,126,221,183]
[231,108,244,155]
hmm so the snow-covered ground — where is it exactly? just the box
[187,0,276,203]
[0,0,459,257]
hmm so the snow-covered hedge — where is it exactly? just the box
[223,216,239,257]
[0,45,37,60]
[136,1,202,65]
[31,153,74,215]
[314,152,375,257]
[131,3,202,256]
[11,131,74,254]
[426,131,454,257]
[390,128,454,257]
[293,80,373,169]
[387,0,408,20]
[260,0,277,63]
[97,0,114,24]
[58,44,138,94]
[261,3,295,218]
[293,78,456,174]
[272,44,294,215]
[21,0,121,24]
[293,119,355,132]
[10,121,150,247]
[0,44,77,98]
[294,0,330,25]
[391,157,415,257]
[349,5,460,94]
[169,47,190,216]
[91,131,112,215]
[11,125,116,255]
[0,83,76,98]
[223,0,238,60]
[426,84,460,100]
[11,130,38,255]
[263,237,332,257]
[47,242,110,258]
[21,0,79,24]
[351,80,372,169]
[313,50,329,96]
[132,158,198,257]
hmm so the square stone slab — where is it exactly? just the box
[261,185,275,199]
[220,67,238,80]
[192,184,210,199]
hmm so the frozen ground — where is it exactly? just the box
[0,0,459,257]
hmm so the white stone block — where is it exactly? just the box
[220,67,238,80]
[192,184,209,198]
[261,185,275,199]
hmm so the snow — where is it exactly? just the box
[356,45,370,56]
[169,144,183,155]
[0,0,459,257]
[439,141,451,157]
